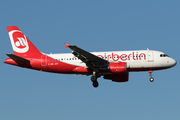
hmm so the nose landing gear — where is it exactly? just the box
[149,70,154,82]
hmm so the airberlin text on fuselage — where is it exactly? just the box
[97,52,146,61]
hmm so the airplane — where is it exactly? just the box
[4,26,177,88]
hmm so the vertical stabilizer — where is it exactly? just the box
[7,26,42,57]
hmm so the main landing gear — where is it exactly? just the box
[149,70,154,82]
[91,75,99,88]
[91,69,100,88]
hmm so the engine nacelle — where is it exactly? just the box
[104,73,129,82]
[109,62,127,73]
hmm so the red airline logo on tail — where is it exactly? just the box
[7,26,42,57]
[9,29,29,53]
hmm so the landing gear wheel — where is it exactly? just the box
[92,81,99,88]
[91,76,97,82]
[150,77,154,82]
[91,74,100,88]
[149,70,154,82]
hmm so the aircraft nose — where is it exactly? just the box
[171,58,177,67]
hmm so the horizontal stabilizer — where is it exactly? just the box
[6,54,30,62]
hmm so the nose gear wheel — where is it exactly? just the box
[149,70,154,82]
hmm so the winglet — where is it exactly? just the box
[64,43,70,48]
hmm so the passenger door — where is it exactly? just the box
[148,51,154,62]
[41,55,47,66]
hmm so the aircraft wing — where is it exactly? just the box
[64,43,109,68]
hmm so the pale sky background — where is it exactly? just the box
[0,0,179,120]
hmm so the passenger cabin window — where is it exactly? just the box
[160,54,169,57]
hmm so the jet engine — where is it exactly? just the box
[108,62,127,73]
[104,73,129,82]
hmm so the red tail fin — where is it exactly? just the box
[7,26,42,57]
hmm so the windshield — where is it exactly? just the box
[160,54,169,57]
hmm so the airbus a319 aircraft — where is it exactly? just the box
[4,26,177,88]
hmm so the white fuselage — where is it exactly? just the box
[46,49,176,71]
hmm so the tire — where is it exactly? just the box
[91,76,97,82]
[150,77,154,82]
[92,81,99,88]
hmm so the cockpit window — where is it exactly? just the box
[160,54,169,57]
